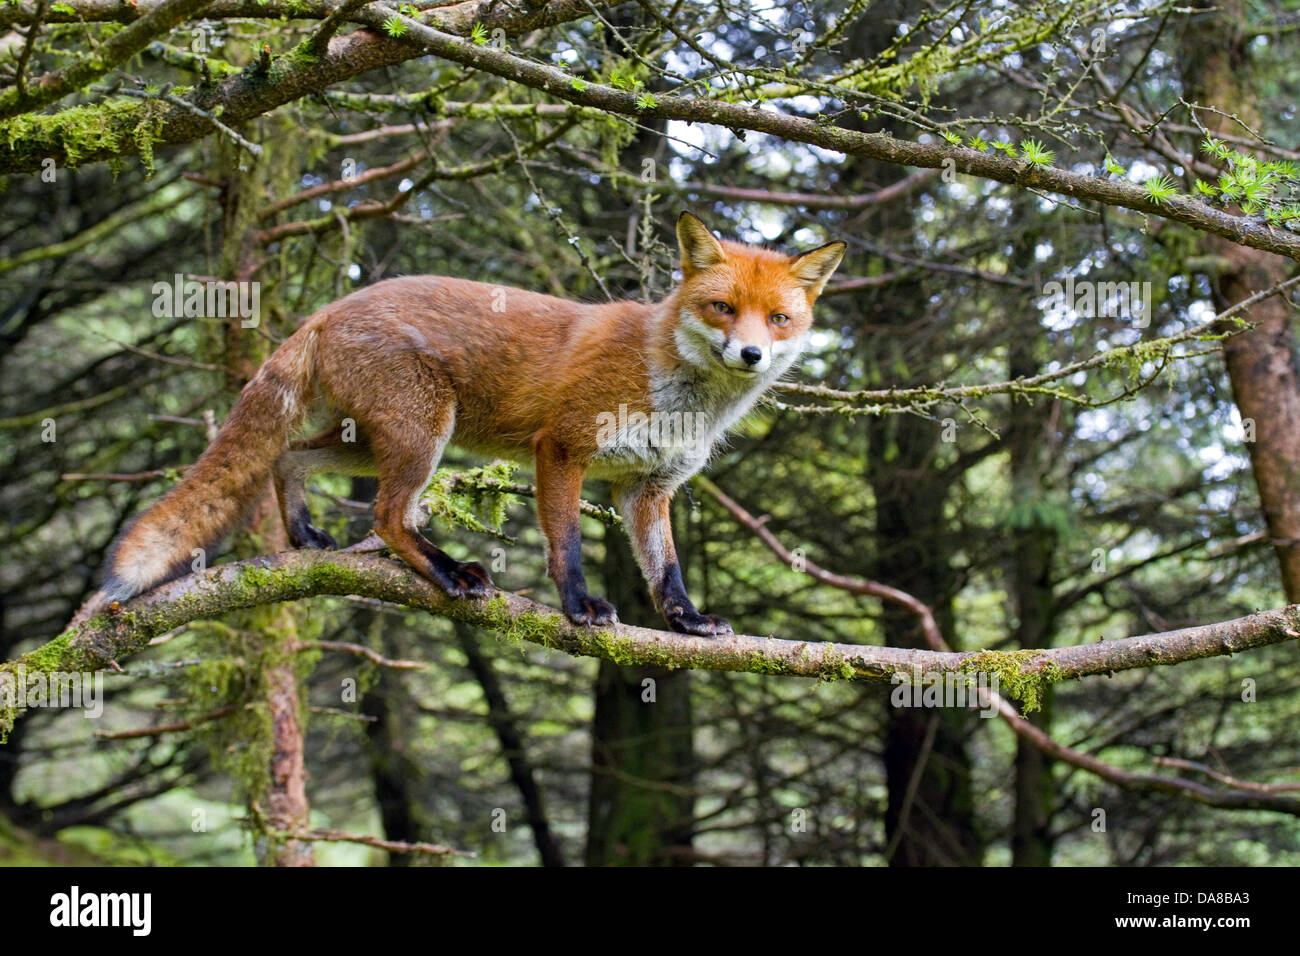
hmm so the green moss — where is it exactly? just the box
[303,561,368,594]
[0,626,102,742]
[0,703,13,743]
[182,600,323,806]
[0,100,143,168]
[18,629,92,674]
[591,629,647,667]
[185,653,273,801]
[816,645,857,682]
[960,650,1062,715]
[288,41,323,65]
[197,58,241,81]
[745,650,788,676]
[233,560,367,600]
[423,462,520,541]
[482,596,564,648]
[477,603,869,682]
[586,626,774,675]
[237,564,280,590]
[131,101,168,175]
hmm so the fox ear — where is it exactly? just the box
[790,241,846,298]
[677,211,726,276]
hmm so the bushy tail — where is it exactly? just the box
[89,323,321,612]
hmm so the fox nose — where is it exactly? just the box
[740,346,763,366]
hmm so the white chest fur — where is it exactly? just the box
[588,331,803,486]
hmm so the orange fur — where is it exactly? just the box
[95,214,845,635]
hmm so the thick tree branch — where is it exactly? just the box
[0,0,607,172]
[4,550,1299,739]
[702,476,1300,815]
[0,0,335,26]
[0,0,214,120]
[361,7,1300,262]
[5,1,1300,266]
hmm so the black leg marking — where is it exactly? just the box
[657,562,732,636]
[288,504,337,550]
[415,537,494,599]
[554,530,618,626]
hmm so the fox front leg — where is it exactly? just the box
[616,482,732,637]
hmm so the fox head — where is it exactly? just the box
[673,211,845,380]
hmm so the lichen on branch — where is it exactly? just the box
[3,549,1298,740]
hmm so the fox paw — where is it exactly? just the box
[665,606,733,637]
[291,524,337,550]
[437,560,494,599]
[564,594,619,627]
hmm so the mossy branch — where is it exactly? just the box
[4,1,1300,264]
[0,0,216,121]
[354,4,1300,263]
[4,549,1300,741]
[0,0,607,172]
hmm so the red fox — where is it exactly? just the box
[91,213,844,635]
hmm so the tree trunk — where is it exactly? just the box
[868,411,983,866]
[260,642,314,867]
[361,627,425,866]
[1183,0,1300,602]
[585,507,695,866]
[457,623,566,866]
[1007,334,1059,867]
[217,126,314,866]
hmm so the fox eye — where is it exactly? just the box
[712,301,734,315]
[770,313,790,326]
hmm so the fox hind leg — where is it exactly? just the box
[272,425,377,550]
[368,385,493,600]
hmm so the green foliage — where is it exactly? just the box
[961,651,1062,716]
[607,64,646,93]
[58,825,182,865]
[1201,135,1232,162]
[1198,139,1300,218]
[1144,174,1178,204]
[422,462,520,540]
[1005,496,1074,540]
[1019,138,1053,166]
